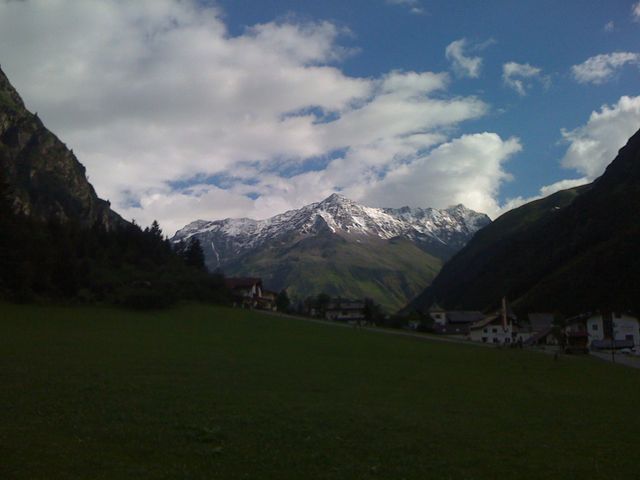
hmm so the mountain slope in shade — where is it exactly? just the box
[0,66,124,229]
[409,128,640,315]
[173,194,490,311]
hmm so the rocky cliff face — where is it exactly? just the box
[0,66,124,229]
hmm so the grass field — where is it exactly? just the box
[1,303,639,479]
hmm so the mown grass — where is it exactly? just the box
[1,303,639,479]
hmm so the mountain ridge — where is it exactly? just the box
[172,194,490,310]
[0,65,124,229]
[408,127,640,315]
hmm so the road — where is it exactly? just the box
[261,310,640,369]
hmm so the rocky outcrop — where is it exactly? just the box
[0,65,124,229]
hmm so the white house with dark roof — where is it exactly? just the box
[586,312,640,350]
[468,298,531,345]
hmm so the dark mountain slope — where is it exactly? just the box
[409,128,640,315]
[0,66,123,229]
[0,66,226,306]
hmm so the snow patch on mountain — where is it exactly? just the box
[172,193,490,268]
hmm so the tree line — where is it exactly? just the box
[0,173,228,308]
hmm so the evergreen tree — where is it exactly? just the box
[184,237,206,270]
[149,220,162,239]
[276,289,290,312]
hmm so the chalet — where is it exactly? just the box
[586,312,640,350]
[468,299,530,345]
[325,299,366,322]
[225,277,264,309]
[428,304,484,335]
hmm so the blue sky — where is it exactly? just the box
[1,0,639,234]
[218,0,639,198]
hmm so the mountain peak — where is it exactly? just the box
[319,193,352,205]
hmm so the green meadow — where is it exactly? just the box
[1,303,638,479]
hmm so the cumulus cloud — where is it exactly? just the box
[445,39,483,78]
[502,62,549,95]
[633,2,640,22]
[0,0,511,234]
[571,52,640,84]
[501,96,640,215]
[561,96,640,178]
[357,133,522,218]
[604,20,615,32]
[386,0,425,15]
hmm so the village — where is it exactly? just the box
[225,277,640,360]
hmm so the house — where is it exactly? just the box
[586,312,640,350]
[523,313,560,346]
[563,314,590,353]
[258,290,278,311]
[428,304,484,336]
[225,277,264,309]
[325,299,366,322]
[468,298,530,345]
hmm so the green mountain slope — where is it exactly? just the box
[225,232,442,312]
[409,128,640,315]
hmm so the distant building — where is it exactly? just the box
[586,312,640,350]
[524,313,560,346]
[325,299,366,322]
[258,290,278,311]
[428,304,484,336]
[468,298,530,345]
[563,314,590,353]
[225,277,266,309]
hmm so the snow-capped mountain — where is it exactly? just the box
[172,193,490,270]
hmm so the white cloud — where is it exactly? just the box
[502,62,549,96]
[604,20,615,32]
[501,96,640,216]
[445,39,482,78]
[386,0,425,15]
[0,0,512,235]
[357,133,522,218]
[571,52,640,84]
[633,2,640,22]
[561,96,640,178]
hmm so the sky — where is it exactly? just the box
[1,0,639,235]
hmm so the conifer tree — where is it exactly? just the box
[184,237,206,270]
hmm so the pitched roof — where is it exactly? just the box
[225,277,262,289]
[469,315,504,330]
[524,326,555,345]
[446,311,485,324]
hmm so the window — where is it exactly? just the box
[493,338,499,343]
[591,324,598,331]
[505,337,511,344]
[482,337,487,343]
[492,328,498,333]
[483,328,488,333]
